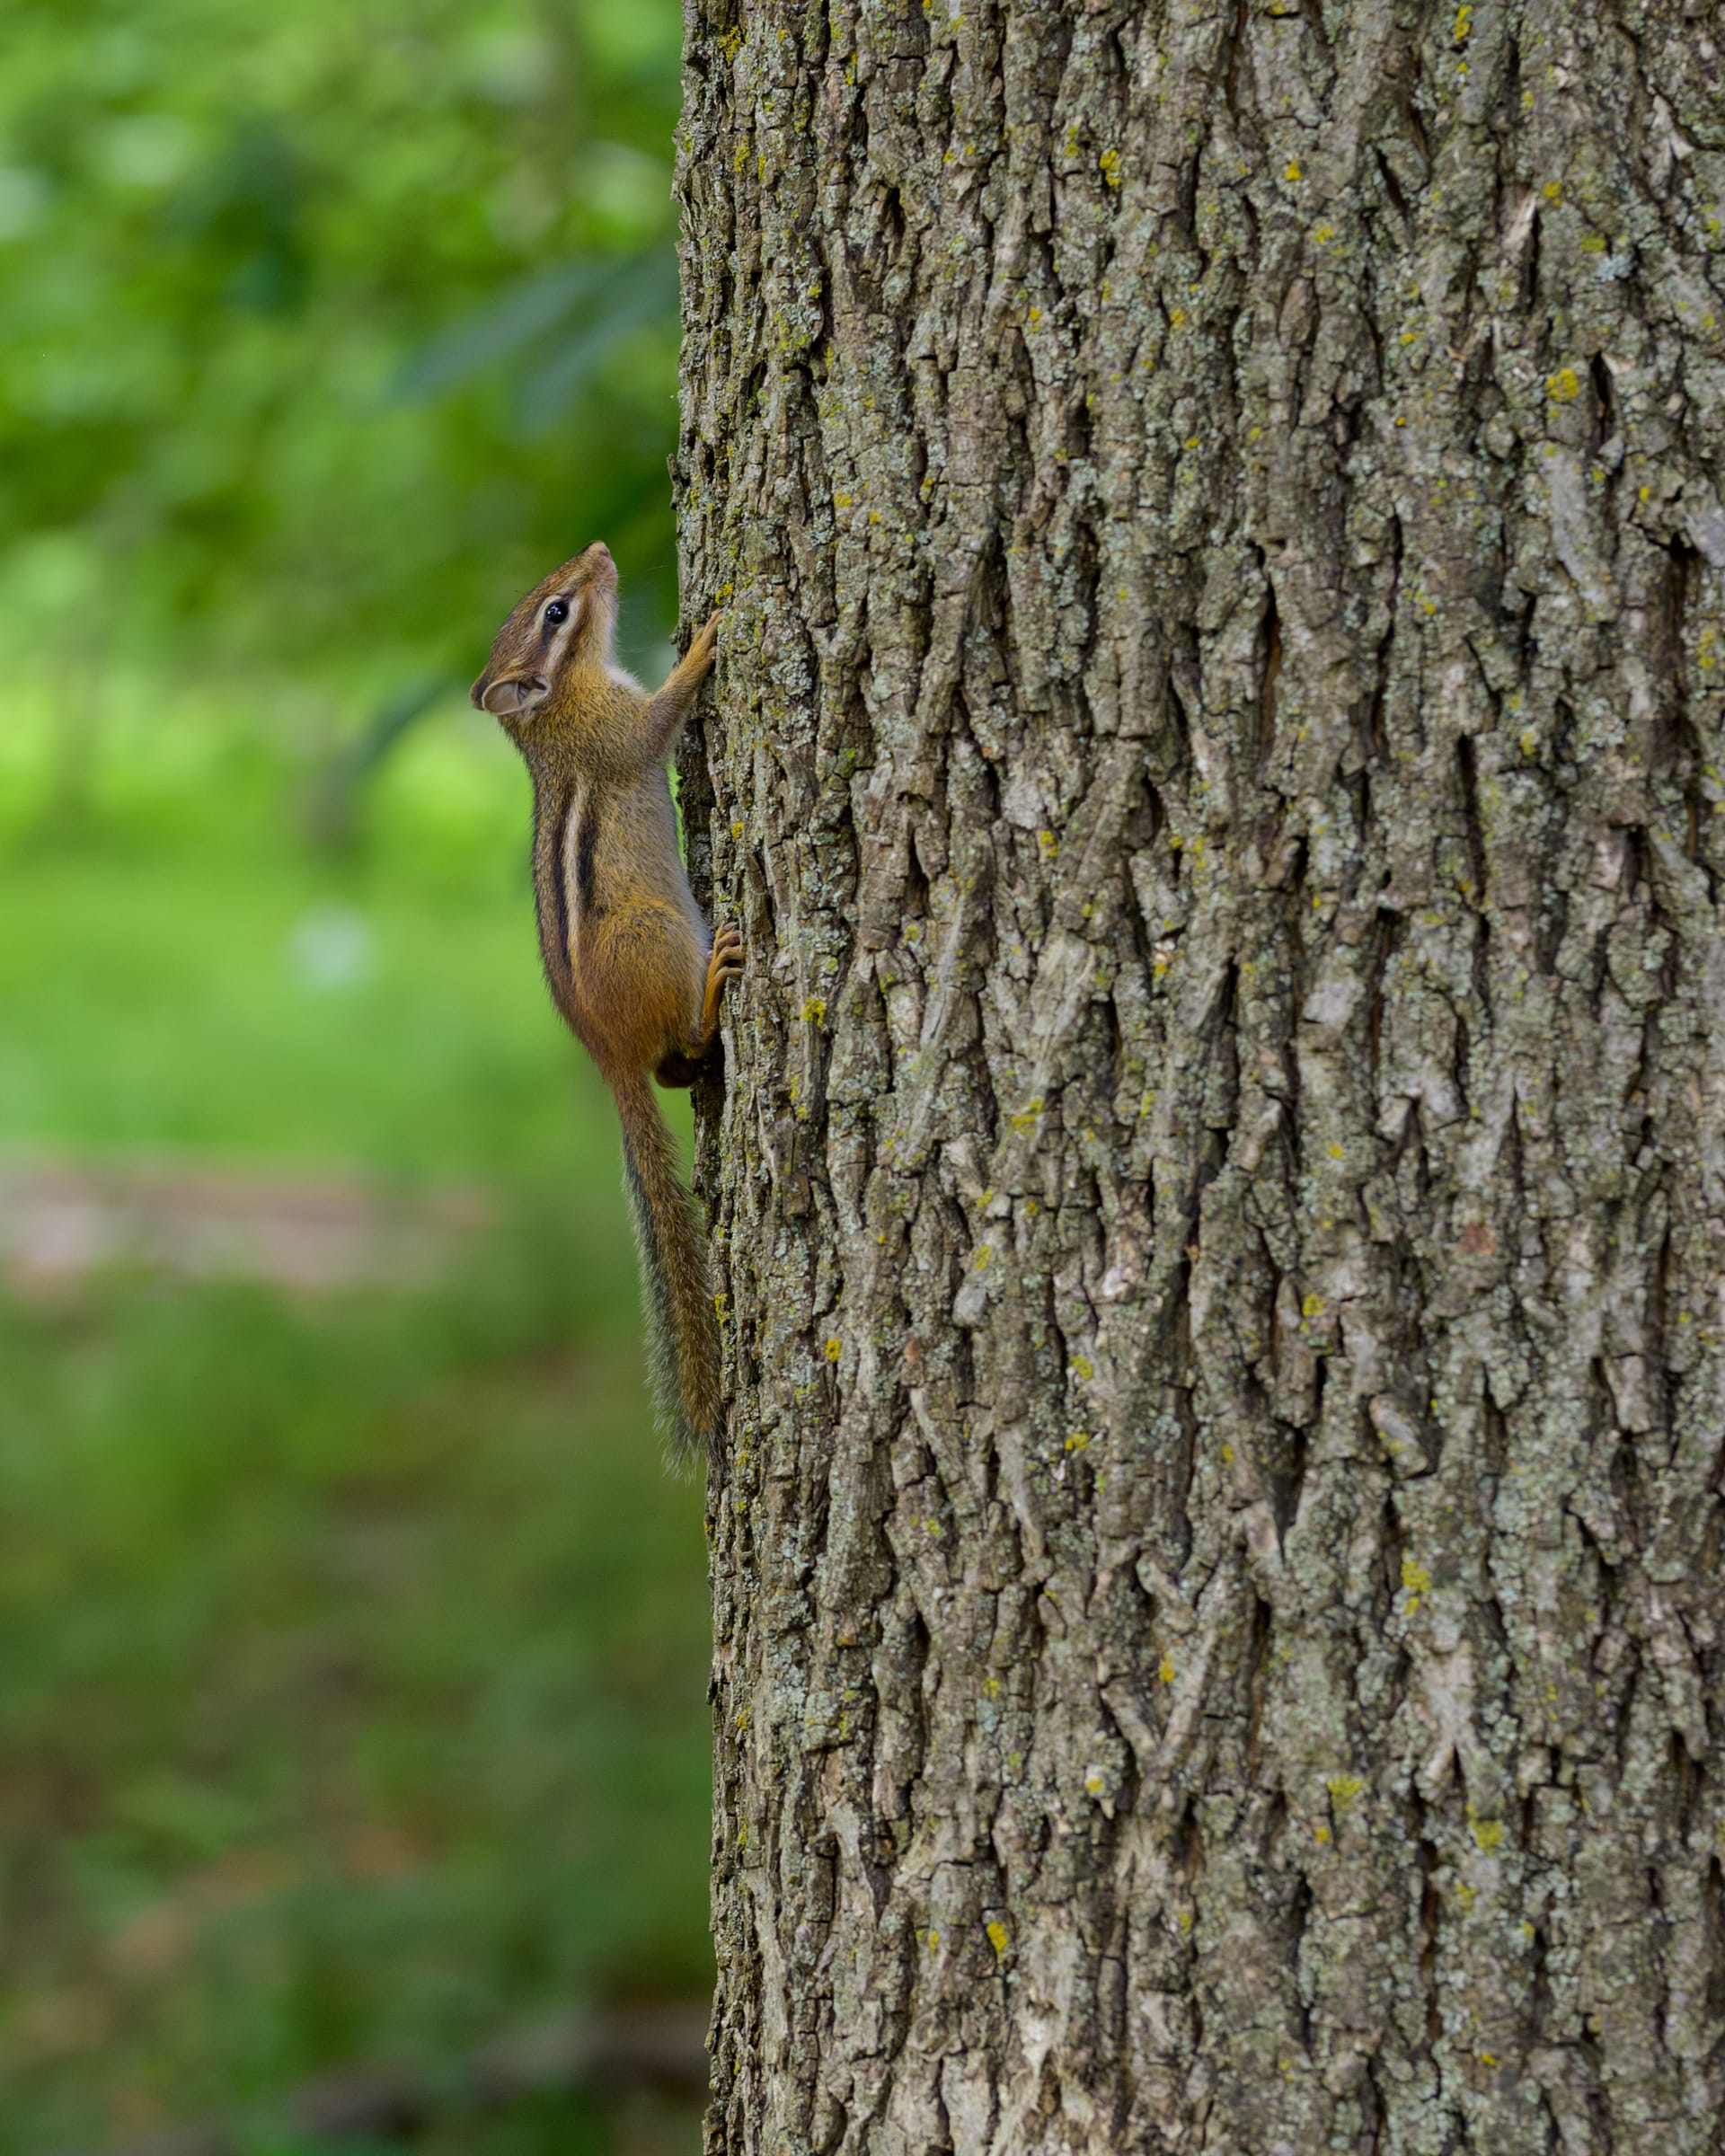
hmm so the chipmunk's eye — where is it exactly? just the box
[544,598,570,626]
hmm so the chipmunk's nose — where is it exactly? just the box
[583,541,613,566]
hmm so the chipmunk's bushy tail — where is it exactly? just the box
[614,1071,721,1463]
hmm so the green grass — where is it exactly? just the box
[0,674,641,1180]
[0,689,710,2154]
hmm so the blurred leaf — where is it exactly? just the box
[396,249,677,436]
[308,671,461,849]
[515,252,676,432]
[394,260,618,400]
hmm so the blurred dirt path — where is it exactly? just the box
[0,1154,491,1294]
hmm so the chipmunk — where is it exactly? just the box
[471,543,737,1462]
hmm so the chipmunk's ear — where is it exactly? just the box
[473,671,551,718]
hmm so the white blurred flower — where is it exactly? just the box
[288,906,376,992]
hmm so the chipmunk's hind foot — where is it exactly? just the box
[701,925,743,1036]
[654,928,743,1088]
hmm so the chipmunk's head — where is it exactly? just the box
[470,542,619,726]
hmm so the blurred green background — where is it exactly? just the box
[0,2,708,2152]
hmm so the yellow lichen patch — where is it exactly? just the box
[1314,224,1335,246]
[1544,180,1563,202]
[1301,1292,1325,1319]
[1546,367,1581,402]
[825,1337,842,1362]
[1098,147,1121,188]
[1065,1431,1090,1452]
[986,1920,1010,1957]
[1326,1774,1365,1816]
[1401,1556,1433,1611]
[713,1291,731,1321]
[1071,1354,1094,1381]
[1468,1808,1504,1853]
[1160,1656,1176,1683]
[801,995,827,1025]
[1285,159,1302,182]
[973,1243,992,1270]
[1010,1097,1045,1135]
[1454,3,1473,37]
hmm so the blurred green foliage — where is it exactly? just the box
[0,0,685,685]
[0,711,713,2154]
[0,1266,709,2152]
[0,1,708,2149]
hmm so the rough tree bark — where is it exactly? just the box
[672,3,1725,2150]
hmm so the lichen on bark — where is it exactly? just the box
[674,3,1725,2150]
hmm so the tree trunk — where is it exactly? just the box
[673,3,1725,2150]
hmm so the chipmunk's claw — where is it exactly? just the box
[710,923,744,981]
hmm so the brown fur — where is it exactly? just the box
[472,543,736,1462]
